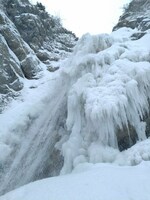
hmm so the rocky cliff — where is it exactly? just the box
[0,0,77,112]
[113,0,150,36]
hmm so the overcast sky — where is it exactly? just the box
[30,0,131,37]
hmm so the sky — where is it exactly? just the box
[30,0,131,37]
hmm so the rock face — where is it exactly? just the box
[0,0,77,112]
[4,0,77,63]
[0,11,40,111]
[113,0,150,32]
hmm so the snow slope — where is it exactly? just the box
[1,161,150,200]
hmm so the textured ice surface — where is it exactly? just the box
[0,27,150,193]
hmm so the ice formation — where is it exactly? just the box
[0,27,150,193]
[59,28,150,174]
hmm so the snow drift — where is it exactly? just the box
[1,161,150,200]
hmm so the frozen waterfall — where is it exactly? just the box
[0,27,150,194]
[0,75,69,194]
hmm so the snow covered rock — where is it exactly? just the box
[0,10,42,111]
[0,0,77,111]
[4,0,77,63]
[0,11,42,78]
[0,34,24,93]
[114,0,150,33]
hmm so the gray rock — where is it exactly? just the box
[0,10,43,110]
[0,34,24,94]
[113,0,150,32]
[4,0,77,59]
[21,56,41,79]
[0,11,42,74]
[0,0,77,110]
[117,124,138,151]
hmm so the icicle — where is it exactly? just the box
[60,29,150,174]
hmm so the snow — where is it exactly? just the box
[0,68,59,164]
[1,161,150,200]
[115,138,150,165]
[1,27,150,197]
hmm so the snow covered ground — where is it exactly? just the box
[0,27,150,198]
[1,161,150,200]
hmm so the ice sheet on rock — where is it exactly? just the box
[60,29,150,173]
